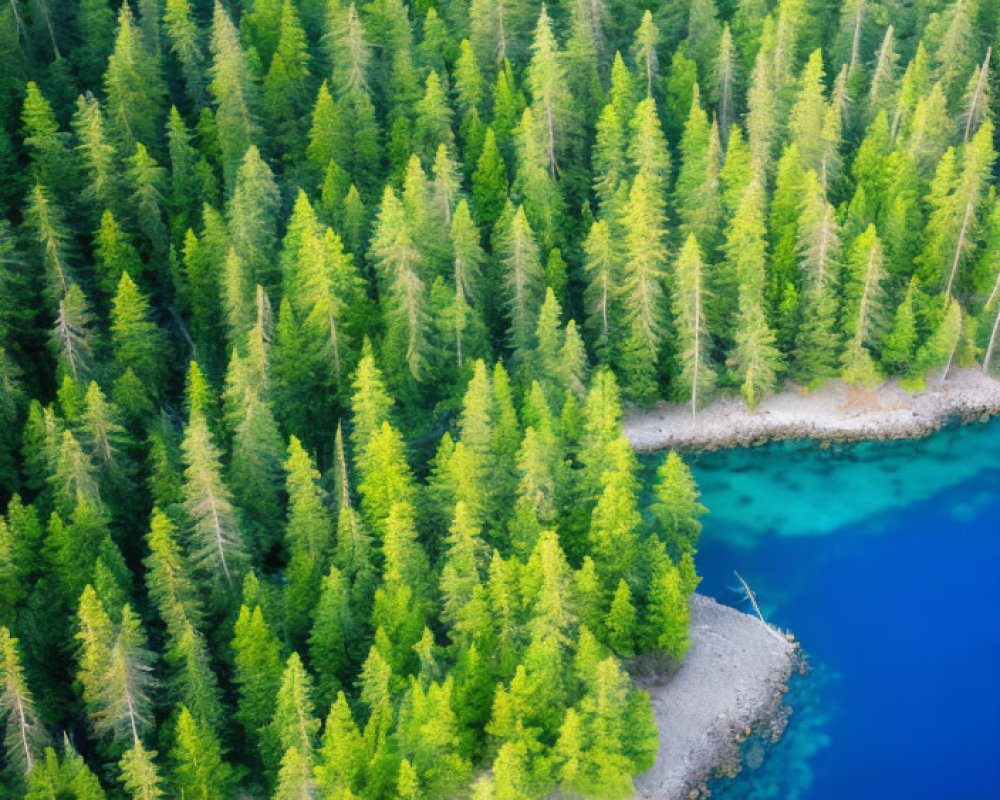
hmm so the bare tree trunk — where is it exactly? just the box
[735,571,787,642]
[33,0,61,59]
[943,199,973,307]
[983,269,1000,374]
[964,46,992,143]
[850,3,863,70]
[692,269,702,421]
[942,311,961,383]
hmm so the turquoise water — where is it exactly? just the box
[642,420,1000,800]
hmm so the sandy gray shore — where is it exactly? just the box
[624,368,1000,453]
[634,595,796,800]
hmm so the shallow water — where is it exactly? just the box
[641,419,1000,800]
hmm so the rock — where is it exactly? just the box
[633,596,795,800]
[622,369,1000,454]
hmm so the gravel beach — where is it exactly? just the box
[624,368,1000,453]
[634,595,796,800]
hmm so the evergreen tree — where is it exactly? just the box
[526,6,570,177]
[307,564,353,708]
[266,652,319,769]
[497,206,545,364]
[228,146,280,294]
[651,451,706,558]
[619,170,667,404]
[370,186,430,382]
[841,225,887,386]
[881,277,919,376]
[232,603,283,754]
[180,399,247,593]
[168,706,234,800]
[794,174,842,383]
[103,3,165,148]
[263,0,312,157]
[118,741,164,800]
[110,272,167,396]
[672,235,716,417]
[208,2,259,189]
[0,627,46,779]
[163,0,205,104]
[725,179,782,408]
[315,691,365,797]
[472,128,508,228]
[283,437,334,642]
[582,219,620,362]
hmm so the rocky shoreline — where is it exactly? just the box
[624,368,1000,453]
[633,595,798,800]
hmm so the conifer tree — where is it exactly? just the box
[414,71,455,164]
[449,200,485,368]
[841,225,887,386]
[208,2,259,188]
[119,741,163,800]
[470,0,531,68]
[606,579,637,657]
[18,83,70,203]
[23,184,75,312]
[631,11,659,98]
[103,3,165,148]
[0,627,46,779]
[370,186,430,382]
[273,746,315,799]
[672,235,716,417]
[127,143,169,258]
[582,219,620,362]
[619,170,667,404]
[93,211,141,296]
[307,564,353,708]
[674,88,723,253]
[232,603,283,754]
[51,285,95,386]
[266,652,319,770]
[283,437,334,641]
[919,123,995,304]
[725,179,782,408]
[794,175,842,383]
[79,600,156,750]
[315,691,366,797]
[180,398,246,592]
[110,271,167,395]
[882,276,920,376]
[440,502,490,648]
[263,0,312,157]
[651,451,706,558]
[228,146,280,294]
[911,298,963,387]
[526,6,570,177]
[74,0,116,87]
[497,206,545,364]
[163,0,205,104]
[169,706,234,800]
[472,128,508,228]
[642,560,689,659]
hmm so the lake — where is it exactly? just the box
[642,419,1000,800]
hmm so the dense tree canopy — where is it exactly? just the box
[0,0,998,798]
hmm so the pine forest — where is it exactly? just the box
[0,0,996,798]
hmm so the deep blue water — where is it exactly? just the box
[642,419,1000,800]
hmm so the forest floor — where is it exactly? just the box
[624,368,1000,452]
[632,595,797,800]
